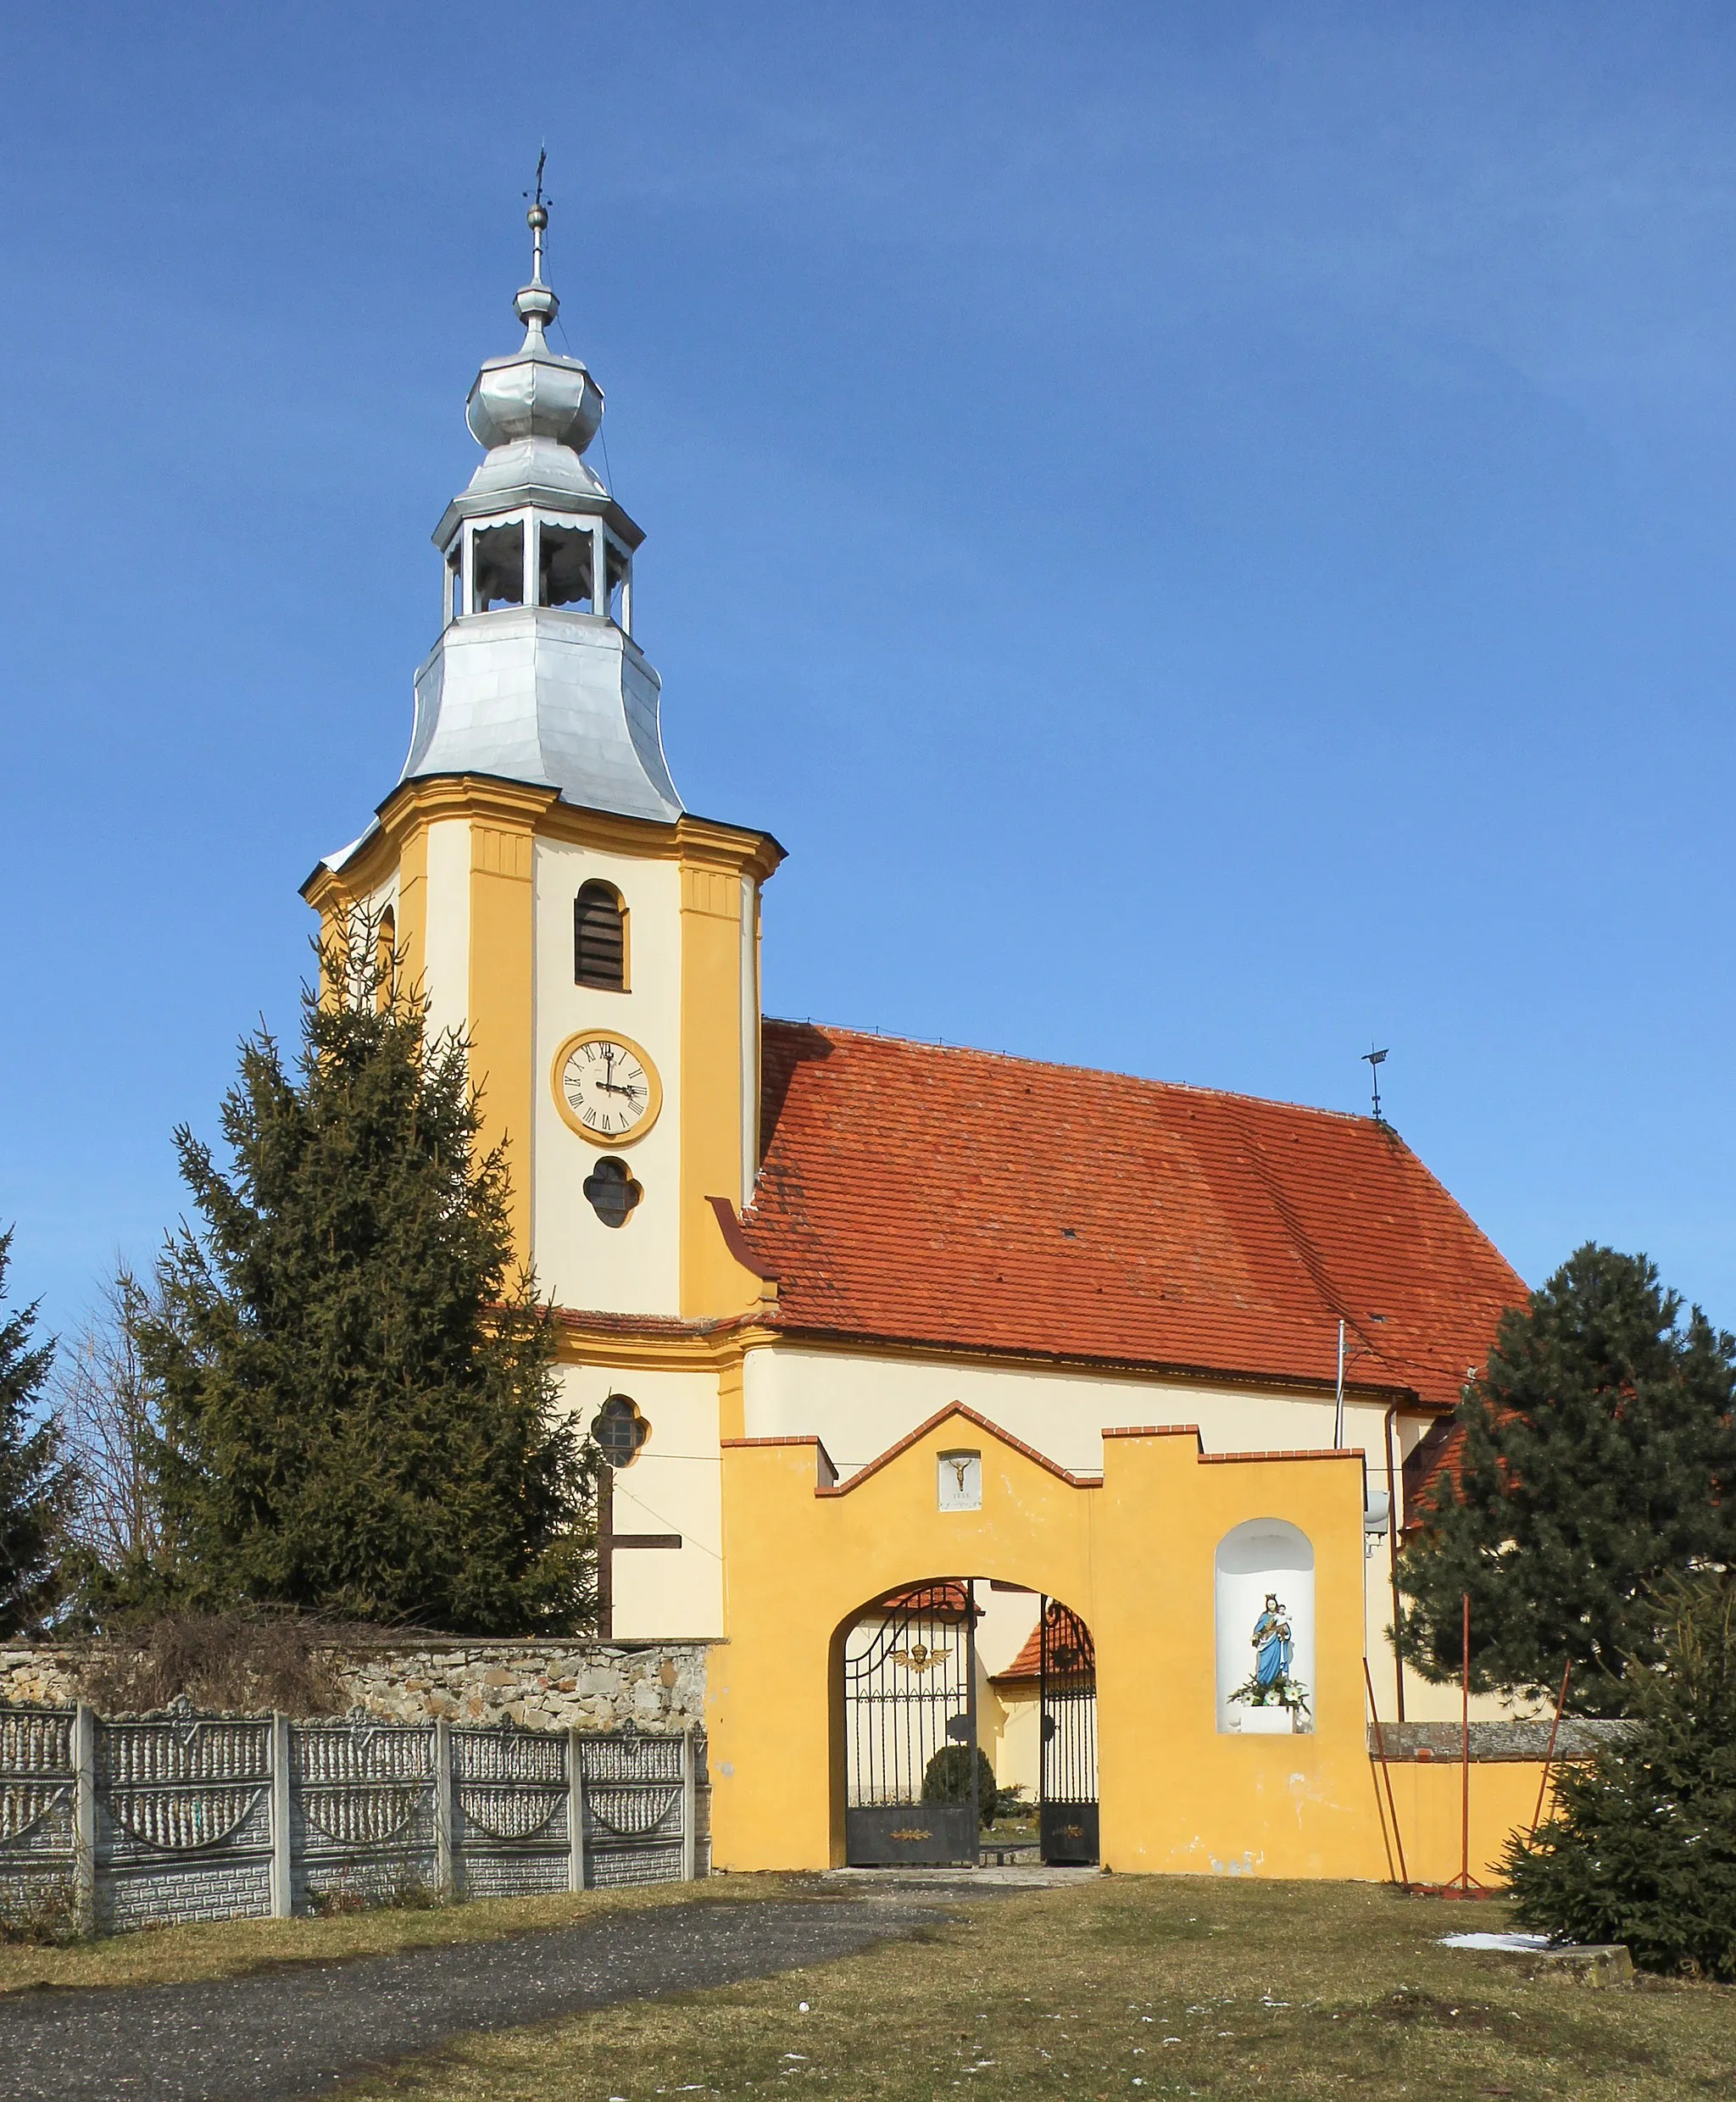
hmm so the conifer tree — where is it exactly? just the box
[1398,1244,1736,1715]
[135,915,593,1632]
[1504,1573,1736,1978]
[0,1228,78,1636]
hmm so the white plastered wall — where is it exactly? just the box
[531,838,682,1315]
[742,1345,1400,1481]
[556,1363,724,1639]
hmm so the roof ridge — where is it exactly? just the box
[761,1017,1385,1130]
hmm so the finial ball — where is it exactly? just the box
[527,203,548,231]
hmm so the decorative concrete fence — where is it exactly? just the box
[0,1700,705,1935]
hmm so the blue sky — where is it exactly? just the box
[3,3,1733,1346]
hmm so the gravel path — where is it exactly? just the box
[0,1888,992,2102]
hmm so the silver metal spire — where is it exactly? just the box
[385,180,681,828]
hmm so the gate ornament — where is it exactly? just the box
[166,1693,202,1753]
[889,1642,949,1675]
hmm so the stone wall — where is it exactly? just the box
[1367,1718,1633,1762]
[335,1639,710,1732]
[0,1648,80,1707]
[0,1638,712,1731]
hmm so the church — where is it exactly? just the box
[304,204,1538,1882]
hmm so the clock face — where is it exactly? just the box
[552,1032,662,1146]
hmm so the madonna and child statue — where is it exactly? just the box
[1227,1592,1311,1728]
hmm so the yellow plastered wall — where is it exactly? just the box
[397,826,428,996]
[1372,1759,1553,1888]
[468,814,537,1265]
[709,1412,1555,1883]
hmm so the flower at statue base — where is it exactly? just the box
[1226,1669,1312,1720]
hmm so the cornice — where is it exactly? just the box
[306,777,788,904]
[551,1311,781,1371]
[673,814,787,884]
[302,774,562,903]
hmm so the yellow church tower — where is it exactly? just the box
[303,201,782,1348]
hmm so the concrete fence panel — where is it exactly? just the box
[0,1700,708,1937]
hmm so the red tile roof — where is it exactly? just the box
[990,1611,1095,1686]
[991,1623,1045,1686]
[738,1022,1522,1411]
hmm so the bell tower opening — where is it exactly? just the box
[539,521,595,611]
[470,520,525,611]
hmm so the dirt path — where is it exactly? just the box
[0,1883,1019,2101]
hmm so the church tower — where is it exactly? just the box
[303,200,782,1328]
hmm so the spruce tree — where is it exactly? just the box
[1504,1574,1736,1978]
[0,1228,77,1636]
[136,915,593,1633]
[1397,1244,1736,1715]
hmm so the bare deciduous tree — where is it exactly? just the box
[54,1263,164,1570]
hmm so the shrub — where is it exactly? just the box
[921,1743,999,1827]
[307,1859,438,1918]
[992,1781,1032,1824]
[0,1877,81,1947]
[75,1611,347,1716]
[1503,1572,1736,1978]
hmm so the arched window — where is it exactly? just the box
[593,1393,649,1469]
[574,881,627,990]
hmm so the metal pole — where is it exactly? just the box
[1530,1661,1572,1838]
[1461,1593,1472,1890]
[1333,1320,1346,1449]
[1384,1406,1406,1722]
[1363,1656,1408,1888]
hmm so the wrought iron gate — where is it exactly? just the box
[1039,1599,1099,1865]
[843,1582,980,1866]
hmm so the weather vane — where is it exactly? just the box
[524,145,550,283]
[1362,1045,1388,1124]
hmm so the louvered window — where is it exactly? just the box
[574,882,626,989]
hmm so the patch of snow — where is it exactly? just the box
[1439,1932,1552,1951]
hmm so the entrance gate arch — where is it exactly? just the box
[839,1579,1100,1867]
[842,1582,981,1866]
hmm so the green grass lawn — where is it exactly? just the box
[338,1874,1736,2102]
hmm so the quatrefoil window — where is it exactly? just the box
[583,1156,643,1228]
[594,1393,650,1470]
